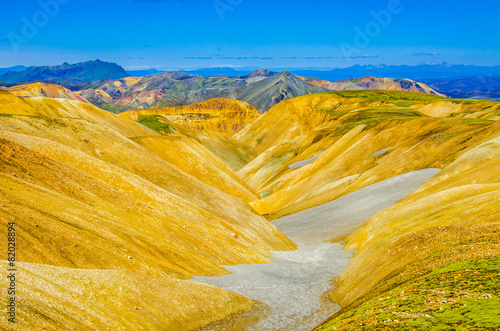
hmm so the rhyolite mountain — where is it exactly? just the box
[0,60,129,89]
[238,71,327,112]
[79,69,278,113]
[3,86,499,330]
[301,76,443,96]
[79,69,445,113]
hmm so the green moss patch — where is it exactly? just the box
[137,115,172,135]
[317,258,500,330]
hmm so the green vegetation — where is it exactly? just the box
[92,101,129,114]
[137,115,171,135]
[325,90,449,103]
[330,107,426,136]
[317,258,500,330]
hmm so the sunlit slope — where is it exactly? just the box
[0,97,295,329]
[126,106,259,172]
[6,82,90,103]
[236,91,500,219]
[415,99,500,118]
[119,97,260,135]
[0,89,154,137]
[0,117,294,270]
[132,135,260,202]
[0,262,254,331]
[315,134,500,331]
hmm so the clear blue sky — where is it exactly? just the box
[0,0,499,70]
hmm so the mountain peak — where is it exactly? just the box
[0,60,129,89]
[240,69,275,79]
[239,70,327,113]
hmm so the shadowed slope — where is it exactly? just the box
[121,101,260,172]
[132,135,260,202]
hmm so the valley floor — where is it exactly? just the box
[190,169,439,330]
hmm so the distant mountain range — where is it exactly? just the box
[425,76,500,101]
[78,69,444,113]
[290,63,500,81]
[0,60,129,89]
[0,65,26,75]
[2,60,499,110]
[78,70,268,112]
[81,70,311,113]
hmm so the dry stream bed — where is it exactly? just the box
[191,169,440,330]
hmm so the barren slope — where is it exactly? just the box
[236,91,500,220]
[0,91,295,330]
[119,97,260,135]
[301,76,444,96]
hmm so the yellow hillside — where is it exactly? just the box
[0,89,154,137]
[121,103,260,171]
[6,82,90,103]
[0,92,295,329]
[3,86,500,330]
[119,97,261,135]
[132,135,260,202]
[335,133,500,304]
[229,90,500,330]
[1,261,253,331]
[316,130,500,331]
[236,91,499,220]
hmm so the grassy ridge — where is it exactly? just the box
[316,223,500,330]
[138,114,172,135]
[317,258,500,330]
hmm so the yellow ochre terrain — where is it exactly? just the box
[119,97,261,135]
[2,84,500,330]
[5,82,91,103]
[230,89,500,330]
[0,88,295,330]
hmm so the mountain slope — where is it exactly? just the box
[235,90,499,219]
[0,60,129,89]
[119,98,261,135]
[302,76,444,96]
[316,132,500,331]
[79,70,267,111]
[227,88,500,330]
[0,90,295,330]
[238,71,327,113]
[6,82,91,103]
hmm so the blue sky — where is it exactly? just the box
[0,0,499,70]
